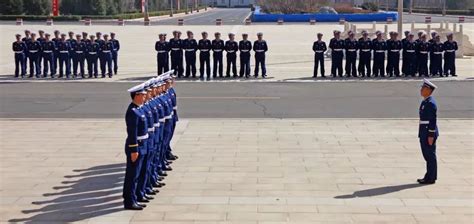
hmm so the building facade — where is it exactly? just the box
[203,0,255,7]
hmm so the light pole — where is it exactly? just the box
[170,0,174,17]
[398,0,403,35]
[442,0,446,16]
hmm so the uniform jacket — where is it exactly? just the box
[239,40,252,54]
[212,39,225,53]
[312,40,327,54]
[155,41,169,54]
[182,39,198,53]
[419,96,439,138]
[125,103,148,154]
[198,39,212,53]
[12,41,27,53]
[225,40,238,54]
[253,40,268,54]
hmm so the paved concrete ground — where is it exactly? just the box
[0,81,473,119]
[1,119,472,223]
[1,23,473,81]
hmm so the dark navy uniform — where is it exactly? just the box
[418,83,439,183]
[111,38,120,75]
[73,41,86,77]
[312,40,327,77]
[41,40,56,77]
[12,40,27,77]
[27,40,42,78]
[68,38,77,73]
[37,36,46,73]
[428,38,436,75]
[52,36,61,74]
[403,40,418,77]
[372,39,387,77]
[100,40,114,78]
[86,41,100,77]
[212,39,225,78]
[239,39,252,78]
[225,39,239,77]
[344,38,358,77]
[401,36,409,75]
[182,38,198,78]
[169,38,184,77]
[253,40,268,78]
[329,37,344,77]
[430,41,444,76]
[358,37,372,77]
[443,40,458,76]
[96,38,105,75]
[155,41,169,75]
[198,39,212,79]
[386,39,402,77]
[57,40,71,78]
[22,36,32,72]
[417,41,430,77]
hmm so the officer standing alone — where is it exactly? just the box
[417,79,439,185]
[312,33,327,78]
[225,33,239,78]
[253,32,268,78]
[443,33,458,77]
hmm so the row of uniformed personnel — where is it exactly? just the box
[312,30,458,78]
[156,31,268,80]
[124,71,179,210]
[12,30,120,78]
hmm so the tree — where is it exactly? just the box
[0,0,24,15]
[23,0,50,15]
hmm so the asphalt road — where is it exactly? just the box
[0,81,472,119]
[153,8,251,25]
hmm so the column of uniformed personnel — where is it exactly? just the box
[12,30,120,79]
[312,30,458,78]
[124,71,179,210]
[155,31,268,81]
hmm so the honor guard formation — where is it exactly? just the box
[313,30,458,78]
[12,30,120,79]
[156,31,268,80]
[123,71,179,210]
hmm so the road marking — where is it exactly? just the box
[179,96,280,100]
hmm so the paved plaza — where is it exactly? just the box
[0,119,472,223]
[1,23,473,82]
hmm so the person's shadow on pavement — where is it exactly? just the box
[9,163,126,223]
[334,183,426,199]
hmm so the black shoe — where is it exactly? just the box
[101,75,106,78]
[124,204,143,210]
[137,203,147,208]
[144,195,155,199]
[137,198,150,203]
[163,166,173,171]
[158,171,167,176]
[262,74,267,78]
[254,74,258,78]
[153,182,163,188]
[451,74,457,77]
[158,176,164,181]
[108,74,113,78]
[418,179,436,184]
[28,75,33,78]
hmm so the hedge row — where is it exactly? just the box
[390,8,474,16]
[0,7,208,21]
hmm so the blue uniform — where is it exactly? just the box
[52,37,61,74]
[372,39,387,77]
[253,40,268,78]
[100,41,114,77]
[329,38,344,77]
[111,38,120,74]
[212,39,225,78]
[430,42,444,76]
[155,41,169,75]
[148,97,164,188]
[239,40,252,78]
[22,37,32,72]
[123,103,147,208]
[37,37,46,73]
[12,41,27,77]
[419,96,439,182]
[182,38,198,78]
[41,40,56,77]
[136,102,154,200]
[443,40,457,76]
[27,40,42,77]
[225,40,239,77]
[169,38,184,77]
[358,37,372,77]
[68,38,77,73]
[198,39,212,79]
[72,41,86,77]
[57,41,71,78]
[417,41,430,77]
[344,38,358,77]
[161,94,174,162]
[86,41,100,77]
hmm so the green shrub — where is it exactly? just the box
[361,2,379,12]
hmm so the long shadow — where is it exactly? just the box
[9,163,126,223]
[334,183,426,199]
